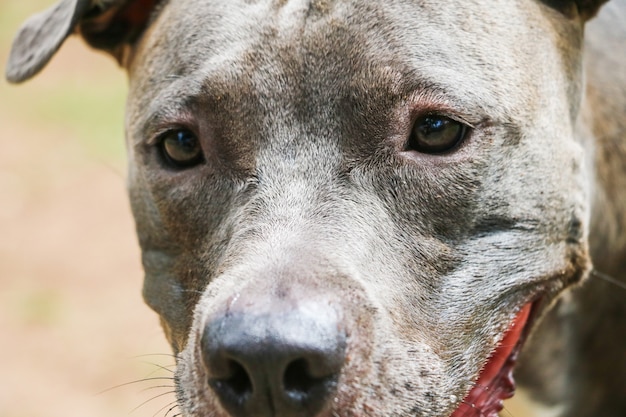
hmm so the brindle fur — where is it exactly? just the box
[6,1,626,416]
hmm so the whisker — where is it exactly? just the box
[164,403,181,417]
[591,269,626,291]
[500,405,517,417]
[130,390,177,414]
[133,353,177,360]
[152,400,179,417]
[140,385,177,393]
[139,361,176,375]
[96,377,175,395]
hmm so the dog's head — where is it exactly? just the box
[6,0,610,416]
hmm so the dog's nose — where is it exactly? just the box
[201,305,345,417]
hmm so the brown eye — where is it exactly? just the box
[408,115,468,153]
[160,129,204,167]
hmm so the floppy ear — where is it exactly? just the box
[5,0,159,84]
[544,0,611,20]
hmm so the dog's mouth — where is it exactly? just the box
[450,302,534,417]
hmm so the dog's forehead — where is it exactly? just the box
[128,0,562,135]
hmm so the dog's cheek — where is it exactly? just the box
[127,177,188,349]
[127,161,241,348]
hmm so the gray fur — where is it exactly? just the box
[5,0,626,416]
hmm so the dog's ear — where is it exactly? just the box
[5,0,159,84]
[544,0,611,20]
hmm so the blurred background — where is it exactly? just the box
[0,3,175,417]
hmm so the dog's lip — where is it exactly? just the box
[450,302,534,417]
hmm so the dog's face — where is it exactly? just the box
[124,1,590,415]
[7,0,609,416]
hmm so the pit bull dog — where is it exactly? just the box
[6,0,626,416]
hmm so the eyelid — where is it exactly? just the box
[147,127,172,146]
[404,88,483,129]
[413,110,475,131]
[147,124,197,146]
[444,114,475,130]
[142,104,199,146]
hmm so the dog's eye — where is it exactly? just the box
[159,129,204,167]
[408,115,467,153]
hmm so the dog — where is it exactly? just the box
[6,0,626,416]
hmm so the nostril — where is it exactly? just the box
[284,358,318,395]
[283,357,339,405]
[209,359,253,407]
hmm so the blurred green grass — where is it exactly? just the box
[1,79,128,158]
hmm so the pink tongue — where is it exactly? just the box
[450,303,532,417]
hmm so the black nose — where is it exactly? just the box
[201,305,346,417]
